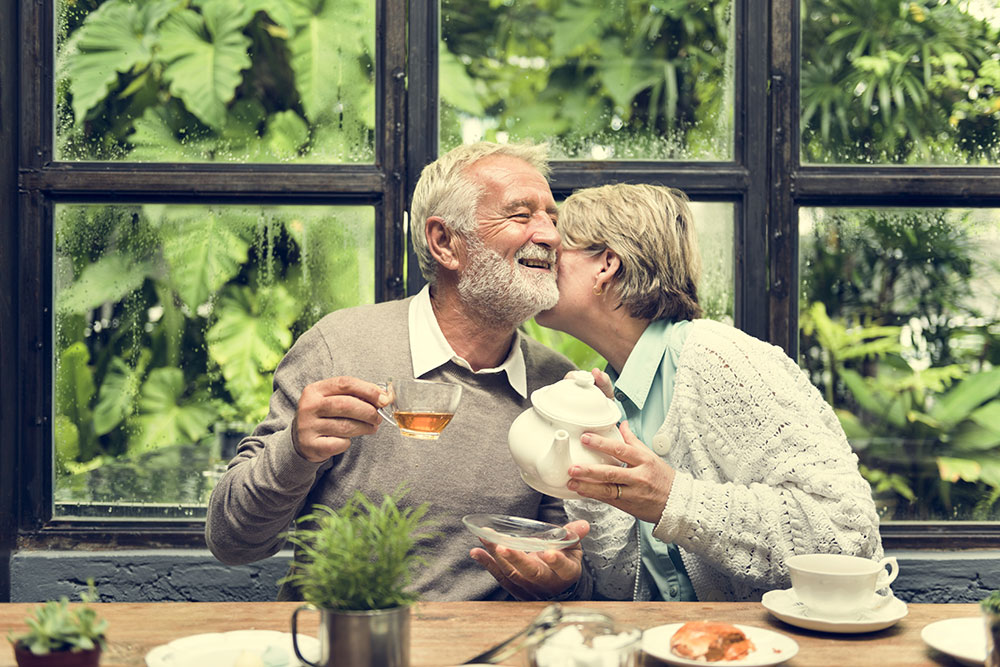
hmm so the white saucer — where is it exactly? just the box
[642,623,798,666]
[761,588,907,633]
[920,617,986,666]
[145,630,320,666]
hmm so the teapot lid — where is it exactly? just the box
[531,370,621,428]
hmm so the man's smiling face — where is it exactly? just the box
[455,154,562,326]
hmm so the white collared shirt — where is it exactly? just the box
[408,285,528,398]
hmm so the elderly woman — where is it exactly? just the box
[527,183,883,602]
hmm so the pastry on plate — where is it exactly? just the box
[669,621,755,662]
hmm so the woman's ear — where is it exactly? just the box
[594,248,621,294]
[426,217,462,272]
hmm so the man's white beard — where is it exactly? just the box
[457,238,559,328]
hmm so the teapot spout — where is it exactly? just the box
[536,429,572,488]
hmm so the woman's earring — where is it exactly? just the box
[593,284,603,296]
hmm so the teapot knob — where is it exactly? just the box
[569,370,595,388]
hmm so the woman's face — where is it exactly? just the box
[535,247,603,332]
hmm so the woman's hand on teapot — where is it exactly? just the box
[469,520,590,601]
[566,421,675,524]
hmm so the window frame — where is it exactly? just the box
[5,0,1000,602]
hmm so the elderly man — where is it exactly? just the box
[205,142,588,601]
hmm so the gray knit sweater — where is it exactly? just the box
[205,296,578,601]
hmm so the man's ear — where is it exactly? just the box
[594,248,621,294]
[426,216,462,271]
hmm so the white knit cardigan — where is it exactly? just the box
[566,319,883,602]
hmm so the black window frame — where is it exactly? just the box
[4,0,1000,602]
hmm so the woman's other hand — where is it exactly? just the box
[566,421,675,524]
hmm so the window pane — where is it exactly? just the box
[525,201,735,370]
[53,204,375,519]
[799,207,1000,521]
[801,0,1000,165]
[440,0,734,160]
[55,0,375,163]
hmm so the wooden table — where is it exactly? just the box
[0,600,983,666]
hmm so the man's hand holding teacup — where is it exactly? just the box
[470,520,590,601]
[292,376,391,462]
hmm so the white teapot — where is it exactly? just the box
[508,370,624,499]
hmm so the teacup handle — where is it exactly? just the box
[291,603,320,667]
[375,382,397,427]
[876,556,899,588]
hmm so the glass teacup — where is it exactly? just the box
[377,378,462,440]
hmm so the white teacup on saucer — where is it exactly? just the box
[786,553,898,619]
[761,587,908,633]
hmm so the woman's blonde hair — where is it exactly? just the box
[559,183,703,321]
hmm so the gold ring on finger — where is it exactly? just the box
[615,483,622,500]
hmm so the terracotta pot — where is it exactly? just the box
[13,644,101,667]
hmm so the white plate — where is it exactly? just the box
[920,617,986,666]
[145,629,320,666]
[462,513,580,552]
[761,588,907,633]
[642,623,798,666]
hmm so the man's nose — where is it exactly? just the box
[530,212,562,250]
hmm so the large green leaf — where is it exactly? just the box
[930,368,1000,430]
[160,210,250,310]
[55,342,94,432]
[93,353,149,436]
[56,254,150,315]
[159,0,252,130]
[206,284,299,399]
[264,110,310,159]
[287,0,371,123]
[129,367,217,455]
[64,0,173,123]
[439,46,484,116]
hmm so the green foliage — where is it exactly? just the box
[439,0,733,158]
[801,0,1000,163]
[57,0,375,161]
[53,202,373,494]
[7,583,108,656]
[982,589,1000,615]
[800,207,1000,519]
[281,488,439,611]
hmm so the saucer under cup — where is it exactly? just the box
[786,554,898,618]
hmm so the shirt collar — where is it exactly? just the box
[408,284,528,398]
[608,319,672,411]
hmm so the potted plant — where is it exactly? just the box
[282,486,438,667]
[982,590,1000,667]
[7,583,107,667]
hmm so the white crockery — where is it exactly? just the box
[761,588,907,633]
[785,553,898,618]
[920,617,986,666]
[642,623,798,666]
[508,371,622,499]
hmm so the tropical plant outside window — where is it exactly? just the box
[49,0,1000,525]
[440,0,734,159]
[801,0,1000,165]
[796,0,1000,522]
[56,0,375,162]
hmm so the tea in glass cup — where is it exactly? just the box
[377,378,462,440]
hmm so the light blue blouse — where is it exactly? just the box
[606,318,697,601]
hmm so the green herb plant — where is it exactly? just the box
[983,590,1000,616]
[281,487,439,611]
[7,582,108,656]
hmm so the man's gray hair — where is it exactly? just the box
[409,142,551,284]
[558,183,703,322]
